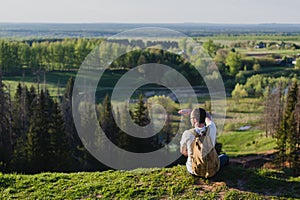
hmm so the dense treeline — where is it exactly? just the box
[0,39,102,74]
[0,71,184,173]
[0,39,181,75]
[2,37,296,92]
[0,75,100,173]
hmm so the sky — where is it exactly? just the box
[0,0,300,24]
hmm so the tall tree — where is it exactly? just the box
[10,83,31,171]
[285,80,298,171]
[48,100,71,171]
[0,67,13,171]
[26,89,52,172]
[132,94,150,127]
[226,51,242,76]
[118,104,130,149]
[131,94,155,152]
[99,94,118,144]
[276,80,298,170]
[203,39,219,57]
[62,77,81,148]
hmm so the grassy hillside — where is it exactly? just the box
[1,165,299,199]
[218,130,276,157]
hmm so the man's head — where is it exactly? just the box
[190,108,206,127]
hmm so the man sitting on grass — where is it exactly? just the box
[179,108,229,177]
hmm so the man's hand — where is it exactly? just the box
[178,109,192,116]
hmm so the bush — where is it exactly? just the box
[253,63,261,71]
[241,57,255,70]
[241,57,275,69]
[256,57,276,67]
[235,71,246,84]
[232,83,248,99]
[295,58,300,69]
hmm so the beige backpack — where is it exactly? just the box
[190,127,220,178]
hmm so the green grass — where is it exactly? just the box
[2,71,78,97]
[218,130,276,157]
[198,35,300,42]
[237,48,300,55]
[2,70,127,97]
[220,97,275,157]
[1,165,299,199]
[223,98,264,130]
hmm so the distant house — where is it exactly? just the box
[276,57,294,66]
[255,42,266,49]
[286,57,294,65]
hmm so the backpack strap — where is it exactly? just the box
[189,126,209,143]
[189,125,210,137]
[189,128,197,137]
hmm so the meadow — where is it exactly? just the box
[1,164,299,199]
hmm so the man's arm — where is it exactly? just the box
[180,146,188,157]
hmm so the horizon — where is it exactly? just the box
[1,22,300,25]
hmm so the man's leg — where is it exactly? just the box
[219,154,229,169]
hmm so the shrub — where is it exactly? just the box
[295,58,300,69]
[253,63,261,71]
[235,71,246,84]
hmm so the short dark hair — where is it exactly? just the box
[191,108,206,124]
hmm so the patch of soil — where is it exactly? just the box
[229,150,277,169]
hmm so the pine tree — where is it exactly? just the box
[28,85,37,118]
[10,83,31,172]
[118,104,130,149]
[48,100,71,171]
[132,94,150,127]
[295,86,300,174]
[12,83,31,140]
[285,80,298,171]
[62,78,78,144]
[62,77,83,170]
[276,80,298,170]
[0,67,13,171]
[131,94,155,152]
[80,98,105,171]
[26,89,52,172]
[99,94,118,144]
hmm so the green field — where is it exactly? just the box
[2,71,77,97]
[2,70,127,98]
[218,130,276,157]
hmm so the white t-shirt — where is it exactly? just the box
[180,121,217,174]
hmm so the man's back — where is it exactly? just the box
[190,126,220,178]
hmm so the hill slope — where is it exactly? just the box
[1,165,299,199]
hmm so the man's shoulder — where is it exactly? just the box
[181,129,195,145]
[183,129,194,135]
[182,129,196,139]
[206,120,216,126]
[206,121,216,131]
